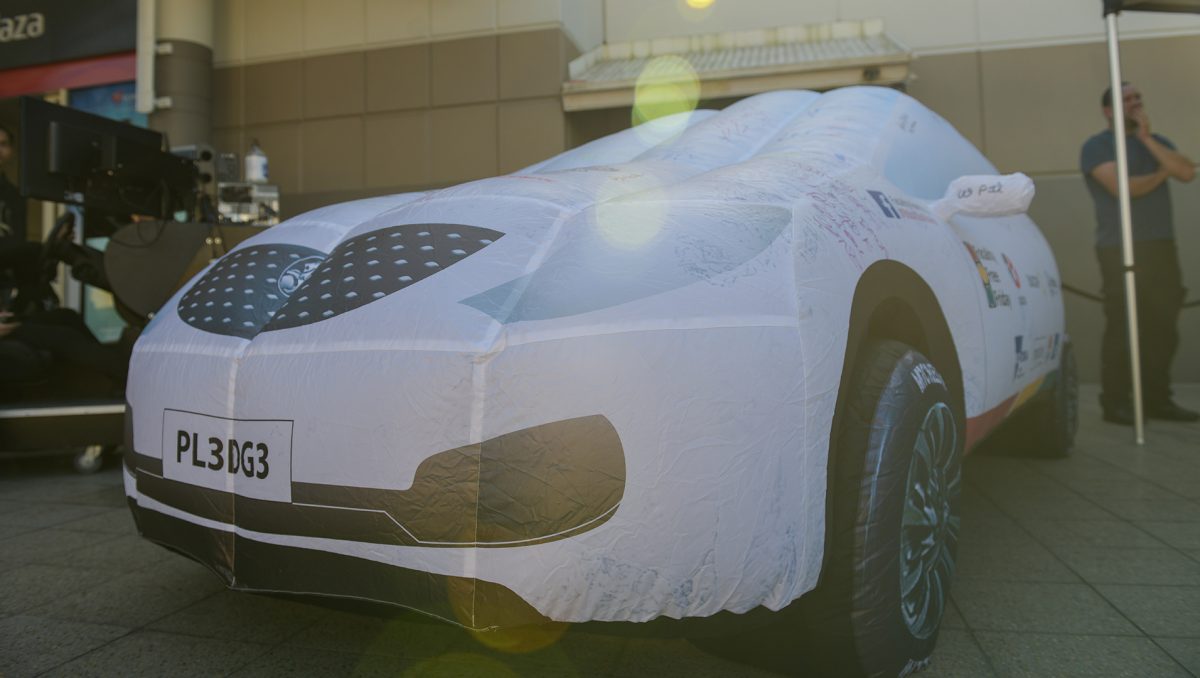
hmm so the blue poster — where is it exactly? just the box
[70,81,146,127]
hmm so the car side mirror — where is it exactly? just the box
[930,172,1035,221]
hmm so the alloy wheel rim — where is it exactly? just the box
[899,401,961,640]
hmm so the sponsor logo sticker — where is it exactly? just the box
[868,190,901,219]
[912,363,945,393]
[964,241,997,308]
[1003,253,1021,288]
[1014,335,1029,378]
[278,256,323,297]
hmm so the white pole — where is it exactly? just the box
[1104,12,1146,444]
[135,0,157,115]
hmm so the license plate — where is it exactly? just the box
[161,409,293,502]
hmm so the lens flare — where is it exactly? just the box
[632,55,700,130]
[685,0,715,8]
[405,653,520,678]
[469,622,571,654]
[596,195,668,250]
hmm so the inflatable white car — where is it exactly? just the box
[124,86,1076,677]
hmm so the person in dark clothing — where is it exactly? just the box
[0,122,48,314]
[1,309,128,384]
[0,123,26,239]
[1080,82,1197,424]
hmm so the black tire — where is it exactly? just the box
[1027,341,1078,458]
[805,339,963,678]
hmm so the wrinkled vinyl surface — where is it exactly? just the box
[127,87,1065,630]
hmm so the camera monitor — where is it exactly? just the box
[19,96,197,219]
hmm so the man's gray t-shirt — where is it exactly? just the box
[1080,130,1175,248]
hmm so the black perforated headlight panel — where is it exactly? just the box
[263,224,503,332]
[177,244,327,339]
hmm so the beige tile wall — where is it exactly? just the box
[600,0,1200,54]
[217,0,570,66]
[213,27,575,210]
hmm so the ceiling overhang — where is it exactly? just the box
[562,20,912,113]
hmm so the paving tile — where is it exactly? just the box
[0,503,102,530]
[56,485,128,509]
[1066,480,1185,502]
[0,498,26,516]
[400,651,558,678]
[448,627,632,677]
[1156,637,1200,676]
[0,615,130,677]
[1136,521,1200,550]
[1097,585,1200,637]
[0,476,120,505]
[150,590,327,644]
[920,630,996,678]
[1098,498,1200,522]
[959,510,1031,543]
[0,563,110,615]
[42,630,271,677]
[988,494,1119,522]
[28,556,224,628]
[1020,519,1165,549]
[0,528,122,566]
[954,533,1079,583]
[229,645,412,677]
[55,533,177,572]
[55,508,137,535]
[285,609,463,659]
[0,523,35,540]
[942,597,967,630]
[1034,458,1142,485]
[610,636,781,677]
[973,632,1190,677]
[951,580,1138,635]
[1053,546,1200,585]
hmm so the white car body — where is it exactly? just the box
[125,87,1064,629]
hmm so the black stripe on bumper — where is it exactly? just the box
[129,498,551,630]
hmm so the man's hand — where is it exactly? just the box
[1132,109,1152,141]
[1090,161,1168,198]
[1140,131,1196,183]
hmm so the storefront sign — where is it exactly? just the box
[0,0,136,72]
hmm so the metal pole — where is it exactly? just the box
[1104,11,1146,444]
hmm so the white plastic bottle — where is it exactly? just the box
[244,139,269,183]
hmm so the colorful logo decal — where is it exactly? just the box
[868,190,901,219]
[964,242,997,308]
[1003,253,1021,288]
[278,256,323,296]
[1014,335,1028,378]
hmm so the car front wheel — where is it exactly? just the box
[806,339,963,678]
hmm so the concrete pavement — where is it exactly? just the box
[1,384,1197,677]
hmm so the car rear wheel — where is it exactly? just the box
[805,339,963,678]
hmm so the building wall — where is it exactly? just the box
[908,35,1200,383]
[604,0,1200,53]
[208,0,1200,382]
